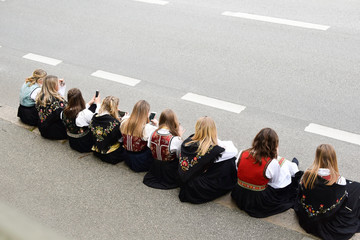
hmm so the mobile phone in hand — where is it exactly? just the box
[95,90,99,98]
[118,110,126,117]
[149,112,156,121]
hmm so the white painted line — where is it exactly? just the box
[222,11,330,31]
[91,70,141,87]
[133,0,168,5]
[22,53,62,66]
[305,123,360,146]
[181,93,246,114]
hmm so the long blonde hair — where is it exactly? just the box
[121,100,150,138]
[303,144,340,189]
[36,75,64,107]
[99,96,119,120]
[25,69,47,87]
[186,116,218,155]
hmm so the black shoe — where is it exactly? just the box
[292,158,299,167]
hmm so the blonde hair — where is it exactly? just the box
[25,69,47,87]
[186,116,218,155]
[303,144,340,189]
[121,100,150,138]
[36,75,64,107]
[99,96,119,120]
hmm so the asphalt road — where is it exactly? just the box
[0,0,359,239]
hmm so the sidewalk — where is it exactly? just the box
[0,103,357,240]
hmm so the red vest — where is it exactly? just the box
[122,134,147,152]
[237,150,272,191]
[149,130,176,161]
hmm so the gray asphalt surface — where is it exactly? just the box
[0,0,359,239]
[0,119,308,240]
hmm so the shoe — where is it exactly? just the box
[292,157,299,166]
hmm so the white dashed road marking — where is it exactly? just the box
[222,11,330,31]
[181,93,246,114]
[305,123,360,146]
[91,70,141,87]
[22,53,62,66]
[133,0,168,5]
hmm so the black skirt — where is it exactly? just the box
[68,131,94,153]
[295,180,360,240]
[93,146,128,165]
[179,157,237,204]
[231,171,303,218]
[143,159,179,190]
[125,148,154,172]
[17,105,39,126]
[38,120,67,140]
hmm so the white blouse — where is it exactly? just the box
[75,104,99,127]
[215,140,238,163]
[61,104,99,127]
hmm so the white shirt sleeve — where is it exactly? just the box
[337,176,346,186]
[266,156,299,189]
[30,88,41,100]
[147,129,156,148]
[215,140,238,163]
[58,84,66,97]
[235,150,243,170]
[170,136,183,157]
[142,123,157,141]
[76,109,96,127]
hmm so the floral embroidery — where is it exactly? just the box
[179,145,214,172]
[300,191,348,217]
[36,100,66,123]
[63,115,87,135]
[90,121,119,142]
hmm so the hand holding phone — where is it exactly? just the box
[149,112,156,121]
[59,78,65,87]
[95,90,99,98]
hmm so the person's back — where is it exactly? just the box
[35,75,67,140]
[62,88,100,153]
[120,100,156,172]
[294,144,360,240]
[231,128,301,218]
[89,96,126,165]
[237,150,271,191]
[178,116,238,204]
[18,69,46,126]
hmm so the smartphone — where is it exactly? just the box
[149,112,156,121]
[95,90,99,98]
[118,110,126,117]
[59,79,65,87]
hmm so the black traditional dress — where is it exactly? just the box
[36,97,67,140]
[89,114,127,164]
[231,150,302,218]
[122,134,154,172]
[294,171,360,240]
[143,129,182,189]
[62,112,93,153]
[178,135,237,204]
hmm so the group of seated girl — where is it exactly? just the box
[18,69,360,240]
